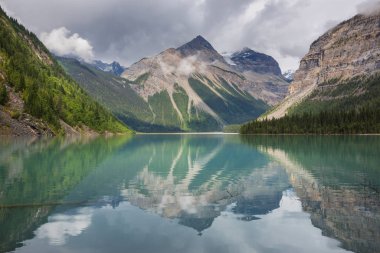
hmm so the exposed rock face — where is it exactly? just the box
[265,13,380,119]
[177,35,227,64]
[122,45,267,130]
[230,47,282,76]
[119,36,288,130]
[283,70,295,82]
[290,13,380,94]
[93,60,125,76]
[226,48,289,106]
[0,85,54,136]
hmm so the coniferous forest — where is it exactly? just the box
[0,7,130,134]
[240,107,380,134]
[241,74,380,134]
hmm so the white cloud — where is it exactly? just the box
[159,55,206,77]
[177,56,197,76]
[2,0,371,70]
[35,207,94,245]
[357,0,380,15]
[40,27,94,62]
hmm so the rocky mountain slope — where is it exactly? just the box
[0,7,130,136]
[61,36,288,132]
[58,57,164,132]
[264,12,380,119]
[117,36,288,131]
[282,70,295,82]
[223,48,289,105]
[93,60,125,76]
[229,47,282,75]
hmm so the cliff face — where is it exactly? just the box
[264,12,380,119]
[290,13,380,94]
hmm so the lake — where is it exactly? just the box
[0,134,379,253]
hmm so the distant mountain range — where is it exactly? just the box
[60,35,289,132]
[2,2,379,135]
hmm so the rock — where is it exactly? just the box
[92,60,125,76]
[290,13,380,94]
[119,36,288,131]
[264,12,380,119]
[230,47,282,76]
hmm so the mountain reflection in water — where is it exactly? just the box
[0,135,379,253]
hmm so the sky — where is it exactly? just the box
[0,0,377,71]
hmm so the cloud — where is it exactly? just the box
[159,54,207,77]
[40,27,94,62]
[1,0,370,70]
[35,207,93,245]
[177,56,197,76]
[357,0,380,15]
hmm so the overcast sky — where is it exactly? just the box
[0,0,377,71]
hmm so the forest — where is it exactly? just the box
[0,7,129,134]
[240,106,380,134]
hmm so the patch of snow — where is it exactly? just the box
[221,52,236,66]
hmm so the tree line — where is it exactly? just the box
[240,107,380,134]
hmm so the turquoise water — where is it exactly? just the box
[0,135,379,253]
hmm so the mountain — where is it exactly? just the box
[283,70,295,82]
[93,60,125,76]
[229,47,282,76]
[177,35,226,63]
[241,12,380,134]
[121,38,268,131]
[58,57,166,132]
[61,52,268,131]
[60,36,288,132]
[262,12,380,120]
[0,7,130,136]
[225,48,289,105]
[118,36,290,131]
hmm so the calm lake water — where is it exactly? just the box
[0,134,379,253]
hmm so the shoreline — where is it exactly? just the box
[135,132,380,136]
[135,132,239,135]
[239,133,380,136]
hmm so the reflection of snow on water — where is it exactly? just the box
[279,189,302,212]
[35,207,94,245]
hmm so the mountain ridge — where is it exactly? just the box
[241,11,380,134]
[120,35,289,131]
[60,35,288,132]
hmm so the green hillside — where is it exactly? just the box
[0,7,131,134]
[58,57,184,132]
[288,74,380,115]
[241,74,380,134]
